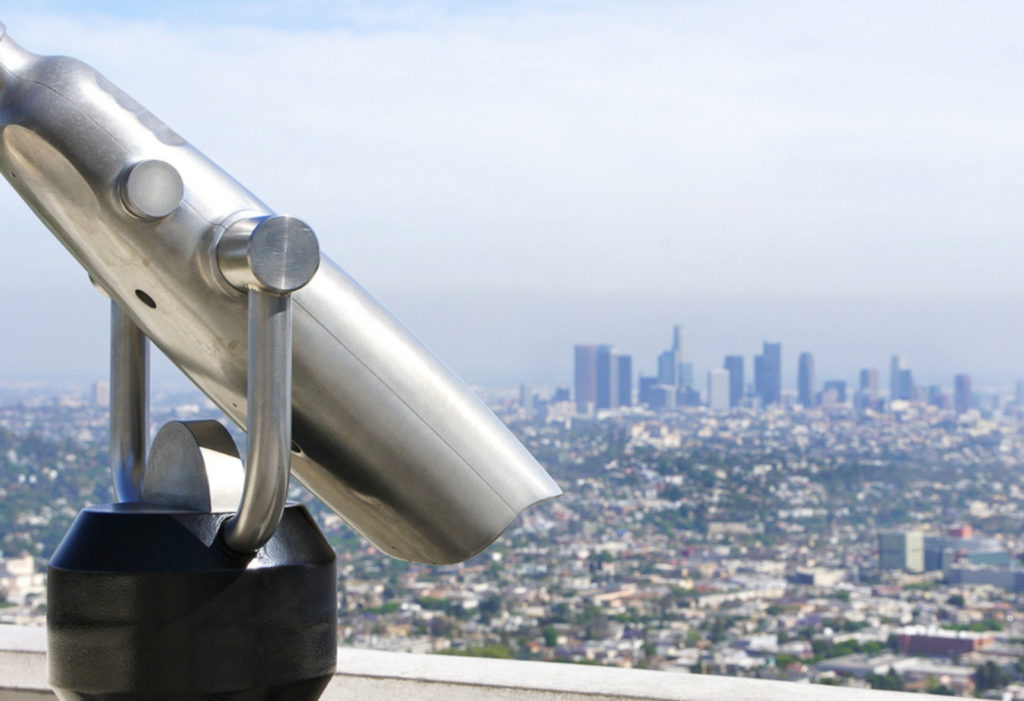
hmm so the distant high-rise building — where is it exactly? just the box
[647,384,676,411]
[890,355,904,398]
[678,362,694,388]
[855,368,879,410]
[925,530,1009,571]
[758,342,781,406]
[859,368,879,397]
[579,345,632,410]
[897,368,914,401]
[616,354,633,408]
[595,345,617,410]
[638,375,657,407]
[954,373,972,414]
[889,355,915,400]
[823,380,847,404]
[672,324,685,359]
[657,350,677,386]
[1016,381,1024,407]
[754,353,765,403]
[708,368,730,412]
[657,324,691,389]
[879,531,924,573]
[552,387,571,404]
[574,344,599,414]
[724,355,744,407]
[678,385,701,407]
[92,381,110,408]
[519,382,532,411]
[797,352,815,408]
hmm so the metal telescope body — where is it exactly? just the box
[0,24,560,565]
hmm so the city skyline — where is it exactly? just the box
[4,372,1024,694]
[1,293,1021,396]
[571,322,1003,412]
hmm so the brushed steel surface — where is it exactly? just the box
[222,290,293,553]
[0,28,561,564]
[119,159,183,219]
[143,420,244,512]
[218,215,321,294]
[218,214,318,552]
[110,301,148,502]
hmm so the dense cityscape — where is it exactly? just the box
[0,0,1018,696]
[569,324,987,418]
[3,324,1024,696]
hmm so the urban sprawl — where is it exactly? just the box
[2,325,1024,696]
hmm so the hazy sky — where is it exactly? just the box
[1,2,1023,389]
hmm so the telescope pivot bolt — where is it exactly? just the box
[218,215,320,294]
[119,160,184,219]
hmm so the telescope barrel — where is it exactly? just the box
[0,26,561,564]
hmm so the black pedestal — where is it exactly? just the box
[47,503,337,700]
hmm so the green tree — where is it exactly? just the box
[865,667,903,691]
[974,661,1009,693]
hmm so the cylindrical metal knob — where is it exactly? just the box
[218,215,320,294]
[119,160,184,219]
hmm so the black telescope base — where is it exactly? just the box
[47,503,337,700]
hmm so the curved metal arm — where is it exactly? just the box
[219,215,319,554]
[221,290,292,553]
[110,301,148,502]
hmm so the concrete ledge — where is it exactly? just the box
[326,648,934,701]
[0,626,49,699]
[0,625,943,700]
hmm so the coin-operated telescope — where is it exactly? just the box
[0,23,560,700]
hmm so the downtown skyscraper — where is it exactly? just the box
[954,373,972,414]
[859,368,879,397]
[575,344,632,414]
[595,346,617,410]
[707,368,730,412]
[856,367,880,410]
[890,354,914,401]
[657,324,692,388]
[639,324,697,410]
[574,345,600,414]
[754,342,782,406]
[723,355,744,408]
[797,352,815,408]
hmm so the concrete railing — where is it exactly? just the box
[0,625,944,700]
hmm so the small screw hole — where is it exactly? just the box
[135,289,157,308]
[291,442,304,455]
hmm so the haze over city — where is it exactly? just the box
[1,1,1022,388]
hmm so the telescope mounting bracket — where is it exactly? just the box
[108,211,320,554]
